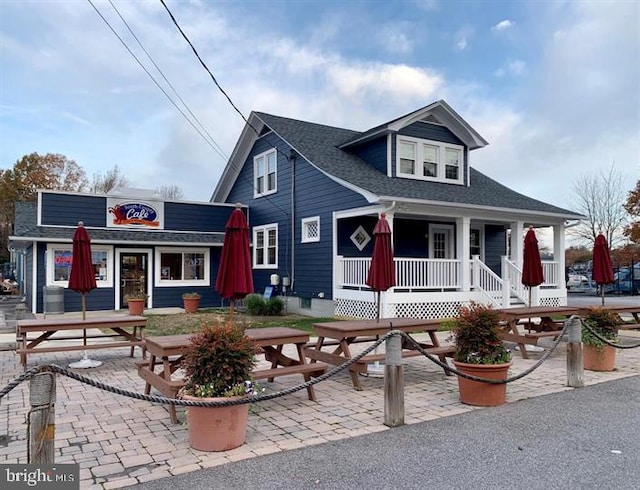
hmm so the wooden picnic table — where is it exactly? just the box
[497,306,582,359]
[17,315,146,368]
[304,318,455,391]
[497,304,640,359]
[138,327,328,424]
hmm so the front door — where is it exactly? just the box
[428,224,454,259]
[120,253,148,307]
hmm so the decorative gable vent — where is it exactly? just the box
[350,226,371,251]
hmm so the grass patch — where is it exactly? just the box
[143,310,335,337]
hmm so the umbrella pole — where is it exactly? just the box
[368,291,384,376]
[601,285,605,306]
[230,299,235,324]
[81,293,86,321]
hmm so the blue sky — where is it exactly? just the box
[1,0,638,211]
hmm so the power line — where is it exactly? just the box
[107,0,228,160]
[86,0,228,162]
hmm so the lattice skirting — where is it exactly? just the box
[334,298,469,320]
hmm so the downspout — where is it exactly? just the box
[289,149,297,291]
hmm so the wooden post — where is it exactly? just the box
[384,332,404,427]
[566,315,584,388]
[29,371,56,464]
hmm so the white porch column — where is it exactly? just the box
[510,221,524,268]
[553,223,566,288]
[456,217,471,292]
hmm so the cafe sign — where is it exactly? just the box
[106,198,164,229]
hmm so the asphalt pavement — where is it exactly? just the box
[130,375,640,490]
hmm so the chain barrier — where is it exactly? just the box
[0,316,629,405]
[581,319,640,350]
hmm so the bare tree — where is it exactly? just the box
[90,165,129,194]
[569,165,628,247]
[156,185,184,200]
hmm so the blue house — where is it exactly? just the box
[212,100,582,319]
[9,189,242,314]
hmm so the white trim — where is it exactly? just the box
[45,243,114,288]
[31,241,37,314]
[153,247,211,287]
[253,148,277,198]
[350,225,371,251]
[115,248,153,310]
[301,216,320,243]
[386,134,392,177]
[396,135,464,185]
[253,223,278,269]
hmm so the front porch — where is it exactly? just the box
[334,256,567,320]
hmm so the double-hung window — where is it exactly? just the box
[254,224,278,268]
[254,149,277,197]
[397,136,464,184]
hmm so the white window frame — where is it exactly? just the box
[154,247,210,287]
[253,223,278,269]
[46,243,114,288]
[253,148,277,198]
[428,224,455,259]
[301,216,320,243]
[396,136,464,184]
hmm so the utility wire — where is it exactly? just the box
[107,0,228,160]
[87,0,228,162]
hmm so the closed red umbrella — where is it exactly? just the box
[366,213,395,321]
[592,233,614,306]
[522,226,544,307]
[68,221,101,368]
[215,204,253,322]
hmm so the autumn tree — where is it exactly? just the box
[0,153,87,261]
[89,164,129,194]
[568,165,629,248]
[623,180,640,244]
[156,185,184,200]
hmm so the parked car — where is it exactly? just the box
[567,273,590,290]
[605,266,640,295]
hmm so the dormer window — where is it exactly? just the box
[396,136,463,184]
[254,148,277,197]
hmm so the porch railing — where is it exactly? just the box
[470,257,503,306]
[337,256,461,291]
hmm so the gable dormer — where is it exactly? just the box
[339,99,488,186]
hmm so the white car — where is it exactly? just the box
[567,274,589,289]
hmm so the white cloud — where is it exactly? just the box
[492,19,514,32]
[495,60,526,77]
[456,36,468,51]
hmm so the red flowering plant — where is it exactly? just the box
[449,302,511,364]
[180,322,259,398]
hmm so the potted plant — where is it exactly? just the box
[449,302,512,406]
[582,307,622,371]
[124,292,148,315]
[182,292,201,313]
[180,322,258,451]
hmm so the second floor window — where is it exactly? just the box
[397,136,464,184]
[254,149,277,197]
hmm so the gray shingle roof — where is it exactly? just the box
[255,112,580,217]
[11,202,224,245]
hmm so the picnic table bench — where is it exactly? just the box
[17,315,146,368]
[305,318,455,391]
[138,327,328,424]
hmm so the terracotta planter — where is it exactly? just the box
[453,361,512,407]
[183,297,200,314]
[583,344,616,371]
[183,394,249,451]
[127,299,145,316]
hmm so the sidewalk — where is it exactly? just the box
[0,322,639,489]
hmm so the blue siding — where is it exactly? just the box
[164,202,233,232]
[337,216,378,256]
[484,225,506,275]
[349,136,388,175]
[41,193,106,227]
[227,131,368,300]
